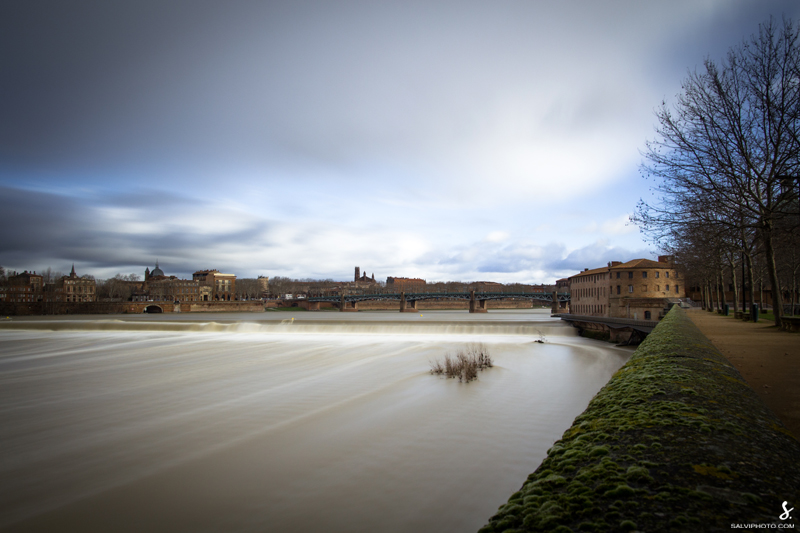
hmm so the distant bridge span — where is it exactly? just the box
[305,291,570,313]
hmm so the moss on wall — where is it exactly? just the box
[479,306,800,532]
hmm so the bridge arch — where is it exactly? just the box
[143,305,163,313]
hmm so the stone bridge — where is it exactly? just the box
[303,291,570,313]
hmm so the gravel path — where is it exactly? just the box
[687,308,800,440]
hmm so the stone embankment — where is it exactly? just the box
[0,300,264,315]
[480,306,800,532]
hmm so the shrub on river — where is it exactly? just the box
[430,343,493,382]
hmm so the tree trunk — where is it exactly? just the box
[762,230,783,327]
[730,261,739,315]
[745,251,755,313]
[711,277,719,312]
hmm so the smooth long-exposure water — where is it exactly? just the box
[0,310,631,532]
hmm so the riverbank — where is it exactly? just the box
[480,306,800,532]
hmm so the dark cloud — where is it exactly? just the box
[0,186,274,277]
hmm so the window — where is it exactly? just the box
[644,311,651,320]
[675,285,679,293]
[628,285,634,293]
[642,271,647,278]
[616,285,621,295]
[665,272,670,278]
[628,272,633,279]
[666,284,670,291]
[642,285,648,292]
[656,285,660,291]
[616,272,620,279]
[655,271,660,278]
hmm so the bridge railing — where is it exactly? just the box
[307,292,570,302]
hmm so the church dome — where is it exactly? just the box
[151,261,164,277]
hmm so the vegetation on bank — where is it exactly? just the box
[479,306,800,532]
[430,343,493,382]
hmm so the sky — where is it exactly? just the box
[2,1,799,284]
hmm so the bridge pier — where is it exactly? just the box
[399,292,418,312]
[339,295,358,312]
[551,291,559,315]
[306,301,320,311]
[469,291,488,313]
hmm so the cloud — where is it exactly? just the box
[548,241,654,275]
[484,231,509,243]
[582,215,638,236]
[0,186,654,284]
[2,1,797,283]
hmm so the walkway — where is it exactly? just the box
[688,308,800,440]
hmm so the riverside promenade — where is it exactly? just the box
[688,309,800,440]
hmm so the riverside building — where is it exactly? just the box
[568,256,683,321]
[192,269,237,301]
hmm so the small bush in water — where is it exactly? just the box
[430,343,493,383]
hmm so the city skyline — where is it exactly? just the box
[2,1,799,283]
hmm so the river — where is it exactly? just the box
[0,309,631,532]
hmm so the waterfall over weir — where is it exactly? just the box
[0,318,576,338]
[0,310,630,533]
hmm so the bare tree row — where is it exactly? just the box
[636,18,800,326]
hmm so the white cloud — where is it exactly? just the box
[484,231,509,243]
[601,214,637,236]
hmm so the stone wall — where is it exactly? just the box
[480,306,800,532]
[0,300,264,315]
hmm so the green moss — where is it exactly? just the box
[479,306,800,533]
[603,484,637,498]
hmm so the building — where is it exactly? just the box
[470,281,504,292]
[354,266,378,284]
[132,262,202,303]
[2,271,44,303]
[258,276,269,294]
[569,256,683,321]
[193,269,237,301]
[386,276,426,292]
[57,265,97,303]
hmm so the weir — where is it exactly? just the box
[0,318,578,337]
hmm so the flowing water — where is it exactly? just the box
[0,310,631,532]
